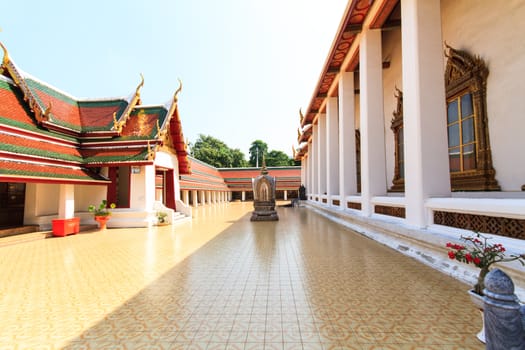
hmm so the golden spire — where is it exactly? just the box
[299,108,304,124]
[261,154,268,175]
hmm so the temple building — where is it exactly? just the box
[293,0,525,297]
[0,42,191,231]
[0,42,301,234]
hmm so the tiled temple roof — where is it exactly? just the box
[179,157,229,191]
[219,167,301,191]
[0,159,109,184]
[0,43,190,184]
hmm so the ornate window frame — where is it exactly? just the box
[444,44,499,191]
[388,46,500,192]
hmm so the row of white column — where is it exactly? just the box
[236,190,289,201]
[303,0,450,229]
[181,190,231,207]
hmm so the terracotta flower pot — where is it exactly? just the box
[94,215,110,230]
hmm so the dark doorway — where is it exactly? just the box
[0,182,25,228]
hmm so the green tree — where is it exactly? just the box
[248,140,268,167]
[231,148,248,167]
[191,134,248,168]
[266,150,295,166]
[191,134,233,168]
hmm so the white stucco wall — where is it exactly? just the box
[75,185,107,212]
[441,0,525,191]
[33,184,60,216]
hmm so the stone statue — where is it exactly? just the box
[251,159,279,221]
[483,268,525,350]
[299,185,306,200]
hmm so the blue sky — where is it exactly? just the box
[1,0,347,157]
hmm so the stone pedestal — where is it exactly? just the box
[251,201,278,221]
[251,162,279,221]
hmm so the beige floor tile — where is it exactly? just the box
[0,203,484,349]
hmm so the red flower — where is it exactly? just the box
[465,253,473,262]
[473,257,481,265]
[448,251,456,259]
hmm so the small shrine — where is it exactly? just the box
[251,160,279,221]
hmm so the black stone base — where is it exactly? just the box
[250,211,279,221]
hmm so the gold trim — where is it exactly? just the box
[136,73,144,96]
[43,101,52,120]
[173,78,183,103]
[0,41,9,66]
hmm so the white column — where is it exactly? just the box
[183,190,190,206]
[242,191,246,201]
[402,0,450,227]
[311,126,318,199]
[58,184,75,219]
[301,153,310,192]
[284,190,288,201]
[326,97,340,204]
[339,72,357,209]
[206,190,211,204]
[199,191,206,205]
[317,114,327,199]
[360,28,387,216]
[191,190,198,207]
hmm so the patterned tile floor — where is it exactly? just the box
[0,202,484,350]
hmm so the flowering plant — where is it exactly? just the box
[446,232,525,295]
[88,200,116,217]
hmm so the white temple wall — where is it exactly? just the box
[75,185,106,211]
[441,0,525,191]
[33,184,60,216]
[129,165,154,211]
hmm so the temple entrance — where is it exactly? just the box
[0,182,25,228]
[156,168,176,210]
[108,167,131,208]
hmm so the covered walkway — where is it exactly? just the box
[0,202,483,349]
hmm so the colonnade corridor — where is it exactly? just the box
[0,202,483,349]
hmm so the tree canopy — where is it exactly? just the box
[248,140,268,167]
[190,135,295,168]
[190,134,248,168]
[248,140,295,167]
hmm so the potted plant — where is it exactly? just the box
[446,232,525,296]
[445,232,525,342]
[88,200,116,230]
[156,211,168,225]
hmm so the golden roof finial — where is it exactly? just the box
[299,108,304,124]
[43,101,52,120]
[135,73,145,96]
[113,112,125,133]
[0,41,9,66]
[173,78,183,103]
[147,140,157,160]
